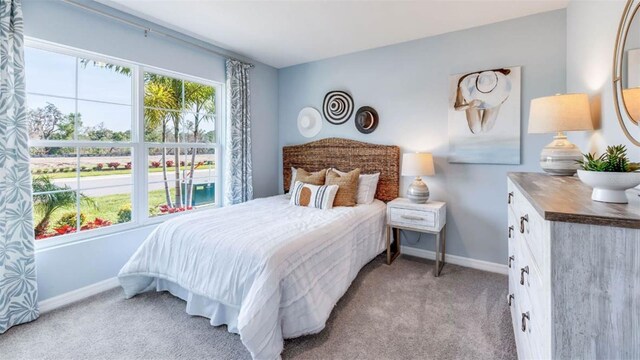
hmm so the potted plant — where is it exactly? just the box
[576,145,640,203]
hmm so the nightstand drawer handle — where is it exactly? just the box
[508,226,514,238]
[520,266,529,285]
[508,192,514,204]
[508,293,514,306]
[401,215,425,221]
[508,255,514,268]
[519,214,528,234]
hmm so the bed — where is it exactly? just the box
[118,138,400,360]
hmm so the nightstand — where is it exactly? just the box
[386,198,447,276]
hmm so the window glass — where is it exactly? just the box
[26,43,220,243]
[25,47,75,97]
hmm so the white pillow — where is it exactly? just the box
[289,167,297,190]
[285,167,298,198]
[289,181,339,210]
[332,169,380,205]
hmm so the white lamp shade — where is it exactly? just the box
[528,93,593,133]
[402,153,435,177]
[623,87,640,122]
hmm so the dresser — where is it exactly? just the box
[507,172,640,359]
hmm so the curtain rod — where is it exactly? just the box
[61,0,254,67]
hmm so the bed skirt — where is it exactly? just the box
[155,278,242,333]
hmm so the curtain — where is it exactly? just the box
[224,59,253,205]
[0,0,38,334]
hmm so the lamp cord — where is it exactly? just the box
[400,230,423,245]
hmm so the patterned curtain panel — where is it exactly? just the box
[224,59,253,205]
[0,0,38,334]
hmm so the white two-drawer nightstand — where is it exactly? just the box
[386,198,447,276]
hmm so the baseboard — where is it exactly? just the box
[400,246,507,275]
[39,277,120,313]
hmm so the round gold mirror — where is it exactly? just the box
[614,0,640,146]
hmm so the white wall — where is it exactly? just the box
[566,0,640,161]
[23,0,279,301]
[278,10,567,265]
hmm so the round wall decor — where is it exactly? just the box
[297,107,322,138]
[323,90,354,125]
[354,106,378,134]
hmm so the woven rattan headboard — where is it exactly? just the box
[283,138,400,202]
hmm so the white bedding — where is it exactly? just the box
[118,195,386,359]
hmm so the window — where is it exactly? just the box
[143,72,218,218]
[26,41,222,245]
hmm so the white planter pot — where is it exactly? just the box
[577,170,640,203]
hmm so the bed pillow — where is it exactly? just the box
[325,168,360,207]
[289,181,339,210]
[293,168,327,186]
[332,169,380,205]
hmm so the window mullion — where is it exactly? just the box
[74,58,81,231]
[136,65,148,225]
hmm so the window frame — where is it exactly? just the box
[27,38,224,251]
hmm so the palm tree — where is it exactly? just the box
[145,74,185,208]
[32,176,94,237]
[84,60,216,210]
[183,82,215,206]
[144,81,177,207]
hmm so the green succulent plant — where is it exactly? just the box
[577,145,640,172]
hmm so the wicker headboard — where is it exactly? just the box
[283,138,400,202]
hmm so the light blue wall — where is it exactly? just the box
[566,0,640,160]
[23,0,279,301]
[278,10,567,265]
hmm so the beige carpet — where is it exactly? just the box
[1,255,516,360]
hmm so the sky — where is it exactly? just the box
[25,47,133,134]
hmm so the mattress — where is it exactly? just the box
[118,195,386,359]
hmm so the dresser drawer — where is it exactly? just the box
[515,235,546,323]
[507,180,521,220]
[512,189,545,270]
[389,206,436,229]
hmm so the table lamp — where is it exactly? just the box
[528,93,593,175]
[402,153,435,203]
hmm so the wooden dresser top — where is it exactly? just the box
[508,172,640,229]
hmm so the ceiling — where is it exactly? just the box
[98,0,570,69]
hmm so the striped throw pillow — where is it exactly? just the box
[289,181,339,210]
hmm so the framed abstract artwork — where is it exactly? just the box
[448,66,521,164]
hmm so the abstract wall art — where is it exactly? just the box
[448,66,521,164]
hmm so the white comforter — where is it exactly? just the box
[118,195,386,359]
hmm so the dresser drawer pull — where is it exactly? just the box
[508,255,514,268]
[519,214,528,234]
[521,311,530,332]
[508,226,514,238]
[508,293,514,306]
[508,192,514,204]
[400,215,425,221]
[520,266,529,285]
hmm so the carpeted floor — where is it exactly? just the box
[1,255,516,360]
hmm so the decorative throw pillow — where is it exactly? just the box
[289,181,339,210]
[332,169,380,205]
[293,168,327,186]
[325,168,360,207]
